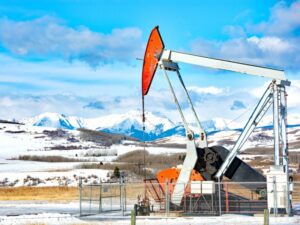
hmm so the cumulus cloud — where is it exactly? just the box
[187,86,224,95]
[0,16,143,67]
[285,79,300,110]
[190,0,300,71]
[251,0,300,36]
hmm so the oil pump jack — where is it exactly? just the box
[142,26,292,214]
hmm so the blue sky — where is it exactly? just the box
[0,0,299,122]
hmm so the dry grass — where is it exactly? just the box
[81,183,148,200]
[0,186,78,201]
[10,155,88,162]
[294,173,300,181]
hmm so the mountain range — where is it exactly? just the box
[24,110,300,141]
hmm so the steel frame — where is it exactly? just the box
[157,49,291,212]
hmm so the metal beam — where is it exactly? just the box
[161,50,285,80]
[171,138,198,205]
[161,65,192,136]
[278,85,291,216]
[236,96,273,151]
[175,69,207,148]
[279,85,288,169]
[215,83,274,179]
[273,84,280,165]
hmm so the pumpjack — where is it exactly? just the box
[141,26,292,215]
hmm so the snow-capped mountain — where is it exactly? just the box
[84,110,177,140]
[26,111,179,140]
[25,110,300,141]
[26,112,83,130]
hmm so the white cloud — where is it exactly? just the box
[190,0,300,71]
[286,79,300,110]
[247,36,292,53]
[0,16,143,67]
[252,0,300,36]
[0,79,298,127]
[187,86,224,95]
[0,53,141,96]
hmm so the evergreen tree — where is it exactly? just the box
[113,166,120,178]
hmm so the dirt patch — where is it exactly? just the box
[293,173,300,181]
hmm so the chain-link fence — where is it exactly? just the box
[79,181,126,215]
[79,180,300,217]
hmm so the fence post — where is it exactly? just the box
[264,209,269,225]
[120,175,124,216]
[286,178,291,216]
[110,183,113,210]
[89,184,93,214]
[225,183,229,213]
[273,176,277,217]
[131,210,136,225]
[165,181,169,217]
[79,177,82,216]
[98,181,102,213]
[184,184,186,212]
[124,184,127,211]
[218,178,222,216]
[119,179,122,211]
[189,191,192,213]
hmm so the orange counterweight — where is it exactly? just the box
[156,168,204,196]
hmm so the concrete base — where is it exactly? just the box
[269,208,287,215]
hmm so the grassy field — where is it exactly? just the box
[0,185,146,202]
[0,186,78,201]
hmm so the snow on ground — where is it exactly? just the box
[0,201,79,217]
[0,120,299,188]
[0,122,118,187]
[0,200,299,224]
[0,122,113,159]
[85,214,300,225]
[0,213,82,225]
[0,124,72,159]
[1,213,299,225]
[115,143,186,156]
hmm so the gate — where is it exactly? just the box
[79,180,126,216]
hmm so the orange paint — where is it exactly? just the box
[142,26,164,96]
[157,168,204,195]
